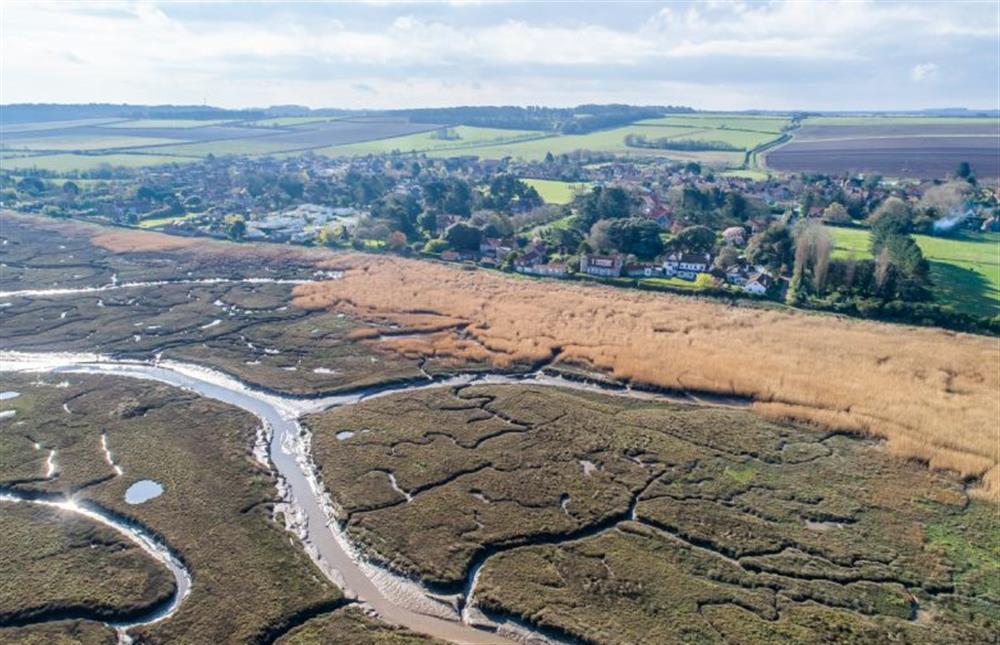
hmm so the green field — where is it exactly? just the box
[316,125,545,157]
[667,127,779,149]
[103,118,237,128]
[0,118,128,133]
[828,226,1000,316]
[3,134,184,152]
[0,114,787,169]
[0,152,200,172]
[639,114,791,133]
[419,125,746,164]
[640,273,717,291]
[719,168,772,180]
[315,123,752,164]
[137,212,197,229]
[522,178,590,204]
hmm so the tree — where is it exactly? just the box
[225,215,246,241]
[16,176,46,196]
[713,246,739,271]
[684,161,701,175]
[416,211,438,237]
[543,225,583,252]
[602,218,663,258]
[955,161,973,180]
[443,222,482,250]
[423,238,449,253]
[821,202,851,224]
[746,223,794,273]
[577,186,632,230]
[278,173,305,199]
[387,230,408,251]
[671,225,716,253]
[371,193,422,240]
[469,210,513,238]
[722,192,748,222]
[791,220,832,290]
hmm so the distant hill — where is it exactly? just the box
[0,103,692,131]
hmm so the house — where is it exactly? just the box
[479,237,514,258]
[441,250,477,262]
[725,267,748,285]
[743,272,772,295]
[580,254,624,277]
[624,262,663,278]
[521,262,569,277]
[514,247,547,271]
[663,252,711,279]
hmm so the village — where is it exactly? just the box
[3,147,997,314]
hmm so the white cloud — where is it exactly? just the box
[0,0,996,110]
[910,63,939,82]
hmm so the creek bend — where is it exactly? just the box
[1,350,741,643]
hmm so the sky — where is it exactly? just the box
[2,1,998,111]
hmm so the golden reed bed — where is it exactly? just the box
[293,254,1000,500]
[6,213,998,498]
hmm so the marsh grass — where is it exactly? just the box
[293,253,1000,498]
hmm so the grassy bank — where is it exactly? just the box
[827,226,1000,317]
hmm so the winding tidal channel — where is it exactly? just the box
[0,349,738,644]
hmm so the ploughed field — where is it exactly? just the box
[765,117,999,178]
[307,384,998,644]
[0,374,342,643]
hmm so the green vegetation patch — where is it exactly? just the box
[316,126,545,157]
[136,212,197,229]
[828,226,1000,316]
[307,381,997,642]
[0,620,118,644]
[638,114,791,134]
[274,606,439,644]
[521,178,591,205]
[0,502,175,624]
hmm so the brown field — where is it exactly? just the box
[292,254,1000,499]
[766,129,1000,178]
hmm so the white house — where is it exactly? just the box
[743,272,771,295]
[580,254,624,277]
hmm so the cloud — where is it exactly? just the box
[0,0,996,110]
[910,62,939,82]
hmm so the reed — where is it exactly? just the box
[293,253,1000,499]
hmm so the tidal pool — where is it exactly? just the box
[125,479,164,505]
[335,430,355,440]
